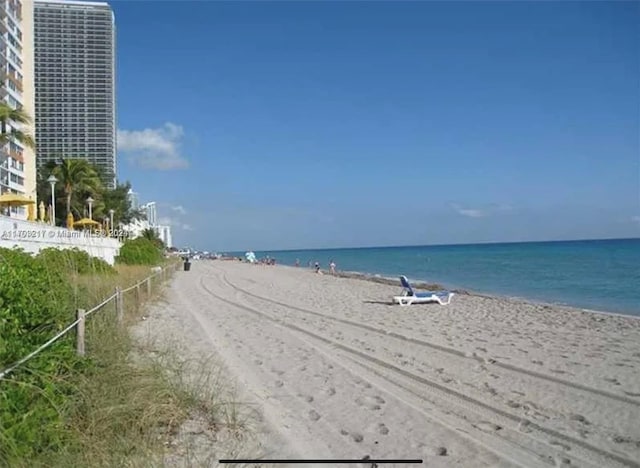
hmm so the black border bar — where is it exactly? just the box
[219,460,423,464]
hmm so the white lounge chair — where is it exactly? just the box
[392,275,454,306]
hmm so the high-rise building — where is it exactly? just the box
[33,0,116,188]
[0,0,37,219]
[126,188,139,210]
[154,224,172,248]
[140,201,156,226]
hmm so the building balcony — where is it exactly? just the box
[4,73,21,92]
[8,149,23,162]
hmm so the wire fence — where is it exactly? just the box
[0,262,181,381]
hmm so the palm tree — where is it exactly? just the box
[141,228,164,248]
[0,102,35,150]
[51,159,102,217]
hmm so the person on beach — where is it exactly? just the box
[314,261,320,273]
[295,259,300,267]
[329,260,336,275]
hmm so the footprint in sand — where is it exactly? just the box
[274,380,284,388]
[377,423,389,435]
[326,387,336,397]
[427,446,447,456]
[474,421,503,432]
[569,414,589,425]
[483,383,498,396]
[308,410,321,421]
[351,433,364,443]
[356,395,385,411]
[549,440,571,451]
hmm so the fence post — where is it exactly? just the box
[135,283,140,306]
[146,277,151,296]
[76,309,85,356]
[115,286,123,325]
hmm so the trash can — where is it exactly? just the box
[183,260,191,271]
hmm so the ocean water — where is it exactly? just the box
[235,239,640,316]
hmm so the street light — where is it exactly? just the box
[86,196,94,220]
[46,175,57,226]
[108,208,115,229]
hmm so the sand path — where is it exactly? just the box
[142,261,640,468]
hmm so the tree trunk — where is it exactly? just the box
[66,192,72,216]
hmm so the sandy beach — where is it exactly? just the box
[138,260,640,468]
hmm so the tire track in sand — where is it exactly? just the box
[218,272,639,408]
[199,274,638,468]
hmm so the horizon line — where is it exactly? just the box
[198,236,640,254]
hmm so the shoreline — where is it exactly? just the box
[256,262,640,320]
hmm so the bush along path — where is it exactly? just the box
[0,241,183,467]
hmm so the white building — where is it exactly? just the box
[140,201,156,226]
[0,0,37,219]
[127,188,139,210]
[121,217,150,239]
[154,224,172,248]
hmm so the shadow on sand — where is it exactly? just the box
[363,300,395,306]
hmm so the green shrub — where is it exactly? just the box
[116,237,163,266]
[37,247,115,276]
[0,247,84,463]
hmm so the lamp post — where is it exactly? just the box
[86,196,94,220]
[108,209,115,234]
[47,175,57,226]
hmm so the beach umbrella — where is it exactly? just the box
[38,201,45,221]
[74,217,100,228]
[1,193,34,219]
[66,212,75,230]
[0,192,36,207]
[73,218,100,233]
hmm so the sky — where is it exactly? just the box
[113,0,640,251]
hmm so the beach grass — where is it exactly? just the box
[1,255,251,467]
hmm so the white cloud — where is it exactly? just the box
[158,216,193,231]
[117,122,189,170]
[450,203,487,218]
[171,205,187,215]
[450,203,513,218]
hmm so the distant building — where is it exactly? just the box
[120,216,148,237]
[154,224,172,248]
[127,188,139,211]
[1,0,37,219]
[140,201,156,226]
[34,0,116,188]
